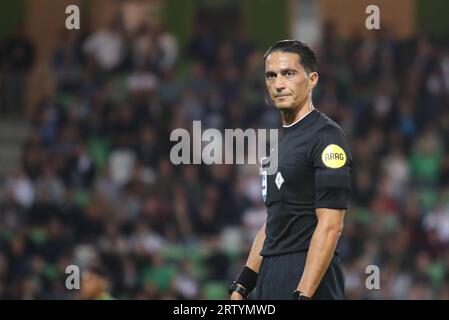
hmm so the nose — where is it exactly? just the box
[274,76,286,92]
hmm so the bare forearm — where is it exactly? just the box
[297,220,341,297]
[245,223,266,273]
[230,223,266,299]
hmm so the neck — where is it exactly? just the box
[281,98,314,126]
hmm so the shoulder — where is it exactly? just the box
[309,111,352,161]
[312,111,349,142]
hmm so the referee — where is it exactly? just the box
[229,40,352,300]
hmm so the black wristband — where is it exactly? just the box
[235,266,258,293]
[292,290,311,300]
[228,281,249,298]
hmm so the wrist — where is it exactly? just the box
[228,281,249,298]
[228,266,258,298]
[297,283,313,298]
[292,290,312,300]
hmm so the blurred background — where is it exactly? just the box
[1,0,449,300]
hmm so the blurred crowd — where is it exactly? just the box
[1,16,449,299]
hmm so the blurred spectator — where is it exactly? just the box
[80,263,114,300]
[83,17,126,72]
[0,25,35,115]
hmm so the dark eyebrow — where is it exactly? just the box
[280,68,298,75]
[265,68,298,78]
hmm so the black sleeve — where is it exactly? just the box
[310,125,352,209]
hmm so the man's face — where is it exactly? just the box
[264,51,317,111]
[80,271,106,299]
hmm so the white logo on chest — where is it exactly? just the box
[275,172,284,189]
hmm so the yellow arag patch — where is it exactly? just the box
[321,144,346,168]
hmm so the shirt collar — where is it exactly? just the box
[282,107,316,128]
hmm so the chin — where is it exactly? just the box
[275,103,294,110]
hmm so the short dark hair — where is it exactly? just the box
[263,40,317,74]
[85,263,109,279]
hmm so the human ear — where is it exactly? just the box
[308,72,318,90]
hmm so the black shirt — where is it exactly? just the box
[260,109,352,256]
